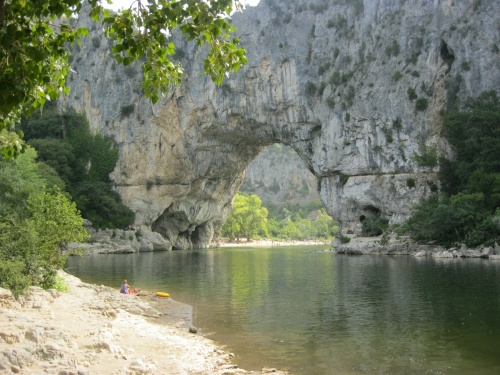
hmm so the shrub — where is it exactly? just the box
[339,234,351,243]
[362,214,389,237]
[345,86,356,107]
[400,194,498,248]
[73,181,135,229]
[0,187,87,296]
[329,71,341,85]
[412,142,438,167]
[392,71,403,82]
[135,228,143,240]
[121,104,135,117]
[415,97,429,111]
[385,40,401,57]
[305,82,317,96]
[20,109,134,230]
[124,66,137,78]
[406,52,420,65]
[392,117,403,131]
[381,126,393,143]
[318,63,331,75]
[54,275,70,293]
[333,47,340,59]
[408,87,417,101]
[406,178,416,188]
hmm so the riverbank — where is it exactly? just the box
[332,235,500,259]
[0,271,288,375]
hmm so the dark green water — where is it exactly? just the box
[65,246,500,375]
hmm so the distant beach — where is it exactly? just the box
[218,239,332,247]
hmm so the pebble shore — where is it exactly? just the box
[0,271,288,375]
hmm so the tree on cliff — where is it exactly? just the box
[0,0,247,159]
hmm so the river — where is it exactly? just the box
[65,245,500,375]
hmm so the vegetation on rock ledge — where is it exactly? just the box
[399,91,500,248]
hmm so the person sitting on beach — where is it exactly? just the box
[120,280,139,294]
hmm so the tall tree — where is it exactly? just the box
[223,193,268,241]
[0,0,247,159]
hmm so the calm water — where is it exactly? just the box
[65,246,500,375]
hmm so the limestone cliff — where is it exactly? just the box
[61,0,500,248]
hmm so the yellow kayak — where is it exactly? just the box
[156,292,170,298]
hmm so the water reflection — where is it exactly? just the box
[66,248,500,375]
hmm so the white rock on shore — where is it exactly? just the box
[0,272,288,375]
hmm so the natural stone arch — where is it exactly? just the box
[60,0,500,249]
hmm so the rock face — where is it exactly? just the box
[332,237,500,259]
[61,0,500,248]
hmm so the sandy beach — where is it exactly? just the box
[0,271,288,375]
[218,239,332,248]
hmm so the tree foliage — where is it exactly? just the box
[222,194,338,242]
[401,91,500,247]
[222,193,268,241]
[19,105,134,229]
[0,147,88,296]
[1,0,247,159]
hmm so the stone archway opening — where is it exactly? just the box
[240,143,320,208]
[231,143,338,242]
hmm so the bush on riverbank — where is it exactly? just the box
[400,91,500,247]
[0,148,88,296]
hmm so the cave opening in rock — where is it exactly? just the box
[440,40,455,71]
[361,205,381,219]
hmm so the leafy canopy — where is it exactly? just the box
[0,147,88,296]
[19,104,135,229]
[0,0,247,159]
[222,194,339,242]
[400,91,500,248]
[222,193,268,241]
